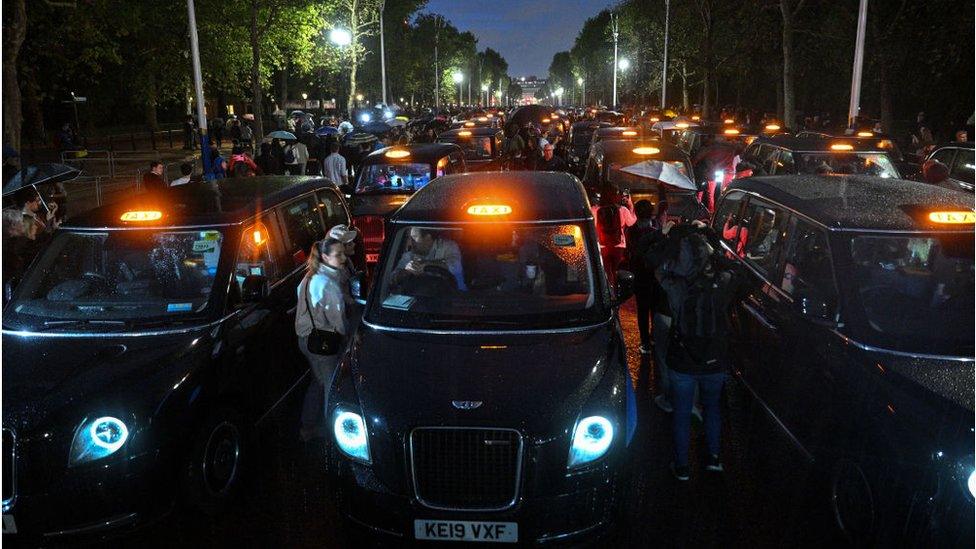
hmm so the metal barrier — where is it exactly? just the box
[60,149,162,178]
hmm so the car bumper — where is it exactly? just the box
[4,449,173,540]
[334,457,620,543]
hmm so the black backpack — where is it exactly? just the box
[597,205,622,246]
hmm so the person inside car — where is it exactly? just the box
[392,227,466,291]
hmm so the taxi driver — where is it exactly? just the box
[394,227,466,290]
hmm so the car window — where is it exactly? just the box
[950,148,974,184]
[714,191,747,256]
[278,194,327,268]
[772,150,795,175]
[761,148,780,174]
[236,221,280,286]
[780,218,837,309]
[316,188,349,230]
[930,147,956,167]
[741,198,788,275]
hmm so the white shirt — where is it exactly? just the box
[170,175,191,186]
[323,152,348,185]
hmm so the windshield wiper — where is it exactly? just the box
[36,319,128,331]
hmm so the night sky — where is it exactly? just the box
[422,0,609,78]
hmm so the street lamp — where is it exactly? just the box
[618,58,630,71]
[577,76,585,106]
[555,86,564,107]
[330,28,352,47]
[301,92,308,100]
[481,83,489,106]
[452,71,464,106]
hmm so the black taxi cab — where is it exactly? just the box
[326,171,639,544]
[436,127,505,171]
[714,175,974,545]
[676,124,758,159]
[583,139,706,220]
[590,126,645,146]
[567,121,612,173]
[1,177,352,539]
[349,144,464,266]
[924,141,974,194]
[736,136,904,180]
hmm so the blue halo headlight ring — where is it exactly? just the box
[68,416,130,466]
[568,415,614,469]
[333,409,370,463]
[968,470,976,498]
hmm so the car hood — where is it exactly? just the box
[881,354,975,413]
[347,323,615,437]
[350,193,412,217]
[1,330,207,433]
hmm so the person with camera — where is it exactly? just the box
[295,237,354,441]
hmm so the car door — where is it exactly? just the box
[948,147,975,191]
[732,197,790,399]
[224,216,294,421]
[763,216,843,454]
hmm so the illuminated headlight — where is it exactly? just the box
[360,113,371,123]
[568,415,614,469]
[968,470,976,498]
[333,408,370,463]
[68,416,130,466]
[714,170,724,183]
[383,110,393,120]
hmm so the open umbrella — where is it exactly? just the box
[3,163,81,195]
[315,126,340,137]
[388,119,407,128]
[618,160,696,191]
[344,131,378,146]
[266,130,297,140]
[361,121,392,135]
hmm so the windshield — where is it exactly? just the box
[367,223,605,330]
[6,229,224,327]
[847,233,973,356]
[440,137,492,160]
[795,152,900,178]
[356,162,438,193]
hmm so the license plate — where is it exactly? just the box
[2,515,16,534]
[414,519,517,543]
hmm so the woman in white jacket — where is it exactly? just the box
[296,237,352,440]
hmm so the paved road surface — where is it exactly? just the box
[97,302,846,548]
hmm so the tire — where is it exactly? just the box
[181,405,247,515]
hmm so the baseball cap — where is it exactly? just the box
[328,224,359,243]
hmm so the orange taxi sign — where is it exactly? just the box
[467,204,513,216]
[857,131,874,137]
[632,146,660,155]
[928,211,976,224]
[723,128,740,135]
[385,149,411,159]
[764,124,781,131]
[830,143,854,151]
[622,130,637,136]
[458,130,472,137]
[120,210,162,222]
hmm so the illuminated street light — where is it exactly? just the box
[330,28,352,47]
[453,71,464,105]
[301,92,308,100]
[618,58,631,71]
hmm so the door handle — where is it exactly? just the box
[742,301,778,331]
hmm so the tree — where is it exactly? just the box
[3,0,26,151]
[570,10,613,106]
[548,52,574,102]
[334,0,381,115]
[779,0,807,127]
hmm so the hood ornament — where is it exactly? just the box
[452,400,483,410]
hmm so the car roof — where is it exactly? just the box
[727,175,974,231]
[391,171,592,224]
[363,143,460,164]
[438,127,500,138]
[595,139,689,162]
[751,135,891,152]
[63,176,340,229]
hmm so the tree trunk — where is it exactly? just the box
[347,0,359,117]
[144,72,159,132]
[3,0,27,152]
[278,68,289,106]
[22,68,46,144]
[781,1,795,128]
[680,65,689,111]
[249,1,264,139]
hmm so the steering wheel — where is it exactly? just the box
[81,271,112,293]
[421,265,458,290]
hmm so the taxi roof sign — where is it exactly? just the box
[458,130,472,137]
[385,149,411,159]
[764,124,781,131]
[928,211,975,224]
[632,146,660,156]
[830,143,854,151]
[857,131,874,137]
[622,130,638,136]
[466,204,512,216]
[120,210,162,222]
[723,128,740,135]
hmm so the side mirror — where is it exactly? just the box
[793,289,841,328]
[350,272,368,305]
[614,270,635,305]
[241,275,269,303]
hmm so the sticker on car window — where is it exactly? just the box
[192,240,217,253]
[553,234,576,247]
[382,294,415,311]
[167,303,193,312]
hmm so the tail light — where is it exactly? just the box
[354,215,385,263]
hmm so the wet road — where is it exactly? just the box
[91,302,846,548]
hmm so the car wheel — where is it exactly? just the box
[182,406,246,515]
